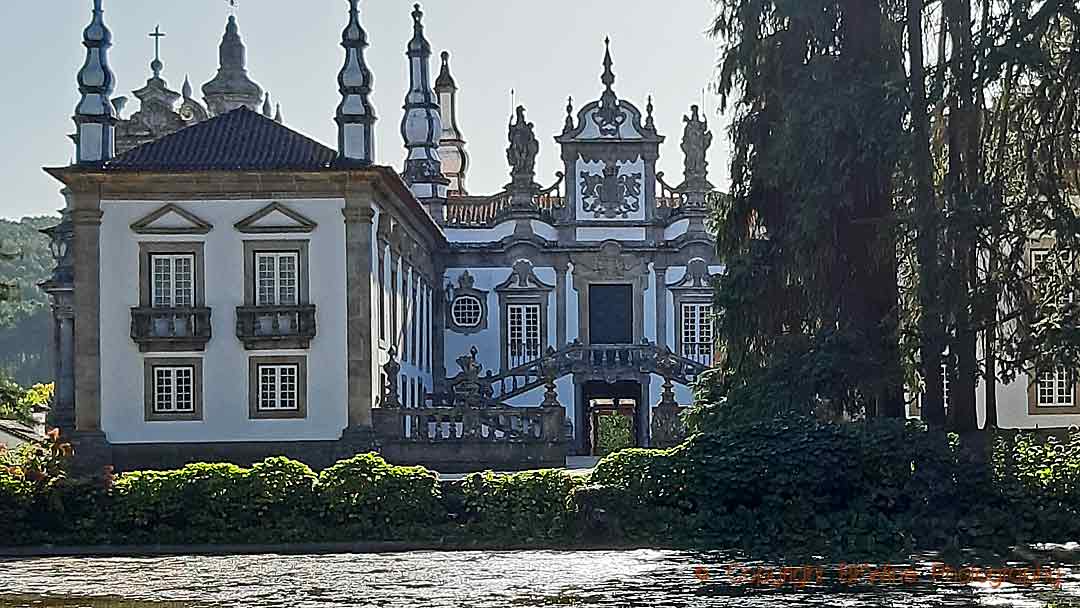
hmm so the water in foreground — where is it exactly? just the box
[2,550,1079,607]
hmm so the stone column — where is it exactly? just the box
[51,299,76,435]
[343,186,376,430]
[555,260,568,348]
[71,200,102,433]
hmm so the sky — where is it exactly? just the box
[0,0,728,220]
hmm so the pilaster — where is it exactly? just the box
[71,196,102,433]
[344,183,376,429]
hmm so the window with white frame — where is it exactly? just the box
[255,251,299,307]
[257,363,300,411]
[151,254,195,308]
[1037,367,1075,408]
[507,303,542,366]
[681,302,713,365]
[153,365,195,413]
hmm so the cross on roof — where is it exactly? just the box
[149,25,165,63]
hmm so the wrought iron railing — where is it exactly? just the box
[236,305,317,349]
[130,306,212,352]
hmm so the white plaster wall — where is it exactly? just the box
[442,222,515,244]
[975,376,1080,429]
[576,227,647,242]
[99,198,349,443]
[531,221,558,241]
[664,219,690,241]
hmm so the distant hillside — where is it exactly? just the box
[0,216,58,385]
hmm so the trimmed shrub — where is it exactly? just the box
[318,452,443,538]
[460,469,580,542]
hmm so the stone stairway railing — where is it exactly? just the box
[485,340,710,404]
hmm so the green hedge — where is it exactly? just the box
[6,422,1080,557]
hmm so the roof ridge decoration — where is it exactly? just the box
[202,15,264,116]
[401,3,449,199]
[436,50,469,195]
[336,0,376,165]
[234,202,318,234]
[594,37,625,137]
[555,38,663,145]
[130,203,213,235]
[74,0,118,164]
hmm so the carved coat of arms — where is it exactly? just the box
[580,163,642,219]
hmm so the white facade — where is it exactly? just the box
[98,198,349,443]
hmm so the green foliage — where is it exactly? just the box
[0,216,56,385]
[593,414,634,456]
[0,381,52,425]
[319,452,443,538]
[460,469,580,542]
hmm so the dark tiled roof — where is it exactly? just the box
[104,106,338,172]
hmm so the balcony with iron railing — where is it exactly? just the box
[235,305,317,350]
[130,307,212,353]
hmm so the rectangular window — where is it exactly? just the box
[153,366,195,413]
[681,303,713,365]
[507,303,542,366]
[144,358,202,421]
[257,364,300,411]
[150,254,195,308]
[255,251,299,307]
[1037,367,1075,408]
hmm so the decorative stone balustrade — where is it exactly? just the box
[130,307,213,353]
[235,305,317,350]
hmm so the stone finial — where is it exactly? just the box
[262,93,272,117]
[336,0,376,165]
[202,15,264,115]
[74,0,118,165]
[435,50,469,195]
[401,3,448,200]
[274,103,282,123]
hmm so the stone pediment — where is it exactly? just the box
[666,258,716,291]
[496,260,554,293]
[130,203,213,235]
[234,202,317,234]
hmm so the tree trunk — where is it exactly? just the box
[909,0,947,429]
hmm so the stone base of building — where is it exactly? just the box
[378,440,567,473]
[89,432,381,473]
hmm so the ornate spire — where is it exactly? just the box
[274,103,282,123]
[601,37,615,92]
[202,15,264,115]
[182,76,193,100]
[436,51,469,195]
[563,96,575,133]
[401,3,447,200]
[594,38,625,137]
[336,0,376,165]
[74,0,118,165]
[645,95,655,131]
[262,93,272,117]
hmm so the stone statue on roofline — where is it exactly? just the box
[507,106,540,195]
[679,104,714,193]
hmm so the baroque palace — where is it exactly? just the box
[42,0,722,471]
[41,1,1071,472]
